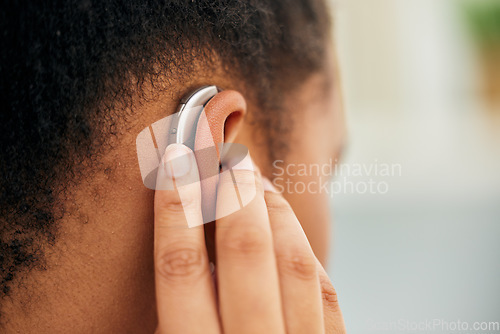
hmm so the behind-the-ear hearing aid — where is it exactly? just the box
[168,85,220,150]
[136,85,221,190]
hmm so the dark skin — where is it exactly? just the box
[2,44,346,333]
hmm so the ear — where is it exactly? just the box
[194,90,247,158]
[193,90,247,226]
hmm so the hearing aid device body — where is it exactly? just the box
[168,85,220,148]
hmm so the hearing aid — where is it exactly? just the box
[136,85,220,189]
[168,85,220,149]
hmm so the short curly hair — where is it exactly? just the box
[0,0,331,297]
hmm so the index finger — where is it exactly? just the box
[154,143,220,334]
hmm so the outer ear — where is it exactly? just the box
[194,90,247,158]
[193,90,247,226]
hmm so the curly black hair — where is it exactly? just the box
[0,0,331,298]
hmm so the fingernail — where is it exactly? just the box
[262,177,278,193]
[162,143,192,179]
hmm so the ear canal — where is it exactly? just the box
[193,90,246,223]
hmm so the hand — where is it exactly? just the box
[153,143,346,334]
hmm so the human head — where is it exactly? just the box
[0,0,344,331]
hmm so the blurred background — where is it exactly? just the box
[326,0,500,332]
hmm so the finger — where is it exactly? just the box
[263,183,324,334]
[315,259,346,334]
[215,155,285,334]
[154,143,220,334]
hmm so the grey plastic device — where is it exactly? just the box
[168,85,220,149]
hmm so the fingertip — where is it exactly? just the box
[154,143,204,228]
[262,177,279,193]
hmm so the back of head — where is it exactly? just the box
[0,0,331,304]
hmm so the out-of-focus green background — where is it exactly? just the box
[327,0,500,332]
